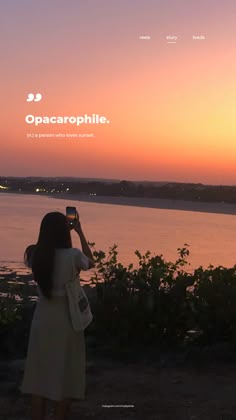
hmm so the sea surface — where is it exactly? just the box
[0,193,236,275]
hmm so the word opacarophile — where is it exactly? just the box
[25,114,110,126]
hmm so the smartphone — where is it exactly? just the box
[66,206,77,226]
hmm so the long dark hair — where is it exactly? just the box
[24,212,72,299]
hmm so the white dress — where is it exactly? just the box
[20,248,90,401]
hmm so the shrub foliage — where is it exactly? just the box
[89,244,236,349]
[1,246,236,356]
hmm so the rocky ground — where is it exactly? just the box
[1,354,236,420]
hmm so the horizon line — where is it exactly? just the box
[0,175,235,188]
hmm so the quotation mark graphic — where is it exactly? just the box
[26,93,42,102]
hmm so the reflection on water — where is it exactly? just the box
[0,262,31,275]
[0,193,236,275]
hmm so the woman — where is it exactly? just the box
[20,211,95,420]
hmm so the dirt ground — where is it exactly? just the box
[1,358,236,420]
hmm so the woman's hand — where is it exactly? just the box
[73,210,81,232]
[73,211,95,267]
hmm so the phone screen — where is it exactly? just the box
[66,207,77,226]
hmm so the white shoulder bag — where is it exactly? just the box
[65,254,93,331]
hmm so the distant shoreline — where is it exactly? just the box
[52,193,236,216]
[1,191,236,215]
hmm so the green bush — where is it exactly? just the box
[0,276,36,358]
[0,283,23,326]
[88,244,236,351]
[0,273,36,329]
[89,244,196,349]
[2,246,236,356]
[192,265,236,345]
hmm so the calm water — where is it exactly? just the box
[0,193,236,273]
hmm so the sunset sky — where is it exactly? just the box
[0,0,236,184]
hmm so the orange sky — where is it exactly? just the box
[0,0,236,184]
